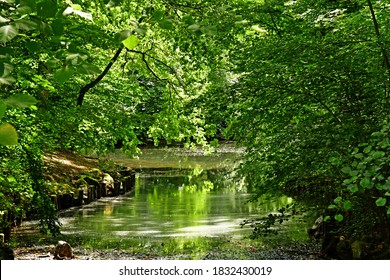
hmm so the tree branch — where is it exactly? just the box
[127,49,184,94]
[77,47,123,106]
[367,0,390,87]
[128,49,162,80]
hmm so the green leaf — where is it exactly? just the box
[67,43,79,54]
[46,58,60,68]
[371,131,382,137]
[188,24,200,32]
[328,204,338,209]
[341,166,352,174]
[377,180,390,191]
[328,156,341,165]
[37,20,52,35]
[159,19,173,30]
[17,0,36,14]
[251,25,268,34]
[4,94,38,108]
[122,35,139,50]
[201,25,217,36]
[343,176,358,185]
[115,30,132,43]
[0,75,15,85]
[360,178,371,188]
[16,5,33,15]
[52,19,64,36]
[235,20,249,25]
[66,53,87,65]
[71,4,82,10]
[334,214,344,222]
[363,145,372,154]
[0,25,19,43]
[7,176,16,183]
[0,47,12,56]
[387,208,390,215]
[182,15,194,25]
[371,151,385,159]
[13,19,38,31]
[353,153,364,159]
[1,62,13,76]
[333,196,342,204]
[356,161,367,170]
[0,16,9,23]
[0,123,18,145]
[153,10,164,21]
[37,0,57,18]
[134,27,146,35]
[343,200,352,211]
[324,215,330,222]
[375,197,387,207]
[25,41,41,53]
[348,184,359,193]
[350,170,358,177]
[54,66,74,84]
[0,101,6,119]
[76,64,101,75]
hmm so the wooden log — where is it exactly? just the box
[62,193,73,209]
[113,181,120,196]
[96,184,102,199]
[101,183,107,197]
[124,177,130,192]
[73,190,83,206]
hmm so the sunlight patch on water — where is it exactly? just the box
[114,231,132,236]
[134,230,162,236]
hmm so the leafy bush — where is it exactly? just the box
[328,124,390,242]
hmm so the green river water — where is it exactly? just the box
[57,144,309,250]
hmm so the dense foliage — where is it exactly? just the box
[1,0,389,257]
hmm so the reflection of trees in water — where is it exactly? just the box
[139,168,240,194]
[134,168,245,229]
[103,204,113,216]
[60,166,304,241]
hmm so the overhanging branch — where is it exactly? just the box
[128,49,184,94]
[77,47,123,106]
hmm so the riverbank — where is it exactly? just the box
[43,150,135,211]
[11,232,322,260]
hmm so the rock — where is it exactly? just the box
[54,241,73,260]
[335,237,352,259]
[308,216,351,259]
[308,216,324,239]
[102,173,114,196]
[351,240,363,259]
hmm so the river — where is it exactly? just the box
[57,143,309,245]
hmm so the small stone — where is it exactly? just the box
[54,241,73,260]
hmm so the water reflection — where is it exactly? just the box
[59,146,298,242]
[60,167,292,239]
